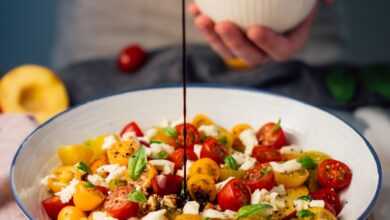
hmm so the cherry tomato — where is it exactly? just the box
[151,174,183,196]
[42,196,71,220]
[252,145,282,164]
[104,186,139,220]
[175,123,200,147]
[317,159,352,191]
[217,178,251,211]
[117,44,146,73]
[169,148,198,169]
[311,187,342,215]
[120,121,143,137]
[200,137,228,164]
[243,163,276,192]
[256,122,287,149]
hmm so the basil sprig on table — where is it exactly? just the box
[224,156,238,170]
[128,189,147,203]
[298,156,317,169]
[128,147,147,180]
[236,204,273,219]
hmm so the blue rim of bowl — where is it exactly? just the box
[10,83,382,220]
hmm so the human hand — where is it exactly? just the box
[189,2,320,67]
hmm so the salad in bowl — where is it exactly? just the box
[40,114,351,220]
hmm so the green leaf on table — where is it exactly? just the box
[325,70,357,103]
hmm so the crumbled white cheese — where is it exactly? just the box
[270,159,302,173]
[121,131,137,141]
[198,125,219,138]
[239,129,258,155]
[102,135,117,150]
[142,209,167,220]
[193,144,202,159]
[91,211,118,220]
[232,151,248,165]
[271,185,286,196]
[146,143,175,156]
[87,174,108,188]
[139,128,157,143]
[310,200,325,208]
[149,160,175,175]
[202,209,237,219]
[294,199,310,211]
[176,160,194,177]
[279,145,302,154]
[239,157,257,171]
[40,175,55,186]
[216,177,235,193]
[251,189,269,204]
[96,164,127,183]
[183,201,200,215]
[54,179,79,203]
[251,188,286,211]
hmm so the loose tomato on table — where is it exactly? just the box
[42,196,71,220]
[120,121,144,137]
[311,187,342,215]
[151,174,183,196]
[243,163,276,192]
[200,137,228,164]
[175,123,200,147]
[317,159,352,191]
[104,186,139,220]
[256,120,287,149]
[117,44,147,73]
[252,145,282,164]
[169,147,198,169]
[217,178,251,211]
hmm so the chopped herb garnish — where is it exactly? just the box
[76,162,91,174]
[128,147,147,180]
[224,156,238,170]
[84,181,95,188]
[297,209,315,218]
[128,190,147,203]
[298,156,317,169]
[163,127,177,138]
[297,195,312,201]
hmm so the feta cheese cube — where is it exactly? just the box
[193,144,202,159]
[239,157,257,171]
[149,143,175,155]
[239,129,258,155]
[279,145,302,154]
[102,135,117,150]
[142,209,167,220]
[198,125,219,138]
[310,200,325,208]
[176,160,194,177]
[270,159,302,173]
[96,164,127,184]
[202,209,237,219]
[87,174,108,188]
[294,199,310,211]
[139,128,157,143]
[54,179,79,203]
[231,151,248,165]
[91,211,118,220]
[183,201,200,215]
[149,160,175,175]
[271,185,286,196]
[251,189,269,204]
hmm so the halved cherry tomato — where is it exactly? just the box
[252,145,282,164]
[200,137,228,164]
[217,178,251,211]
[317,159,352,191]
[175,123,200,147]
[243,163,276,192]
[311,187,342,215]
[42,196,71,220]
[120,121,143,137]
[117,44,146,73]
[104,186,139,220]
[256,122,287,149]
[151,174,183,196]
[169,148,197,169]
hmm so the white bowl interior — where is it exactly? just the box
[11,87,381,219]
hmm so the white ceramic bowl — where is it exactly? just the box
[11,86,381,219]
[195,0,316,33]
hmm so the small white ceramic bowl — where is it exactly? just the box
[11,86,381,219]
[195,0,316,33]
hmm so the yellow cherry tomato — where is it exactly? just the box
[217,127,234,152]
[57,206,86,220]
[175,214,202,220]
[192,114,215,128]
[90,153,109,173]
[189,158,220,180]
[107,138,140,165]
[274,186,309,219]
[150,128,177,147]
[47,166,78,193]
[231,123,252,151]
[84,135,106,162]
[300,151,331,164]
[298,207,337,220]
[274,169,310,188]
[219,167,245,181]
[58,144,94,166]
[187,174,217,201]
[73,182,105,211]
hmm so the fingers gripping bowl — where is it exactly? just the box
[195,0,317,33]
[11,86,381,219]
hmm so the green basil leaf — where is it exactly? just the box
[153,151,169,159]
[150,140,163,144]
[298,156,317,169]
[84,181,95,188]
[325,70,356,103]
[297,209,315,218]
[236,204,273,219]
[163,127,177,138]
[128,190,147,203]
[76,162,91,174]
[224,156,238,170]
[128,147,147,180]
[297,195,312,201]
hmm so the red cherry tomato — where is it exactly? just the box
[256,122,287,149]
[151,174,183,196]
[200,137,228,164]
[217,178,251,211]
[120,121,144,137]
[169,148,198,169]
[311,187,342,215]
[243,163,276,192]
[175,123,200,147]
[117,44,146,73]
[252,145,282,164]
[104,186,139,220]
[317,159,352,191]
[42,196,70,220]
